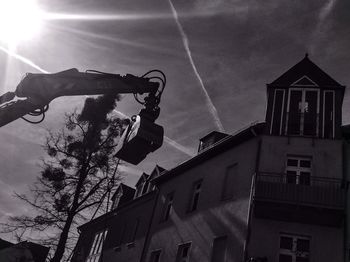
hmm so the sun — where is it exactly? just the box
[0,0,44,47]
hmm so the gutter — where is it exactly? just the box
[343,140,349,262]
[243,132,262,262]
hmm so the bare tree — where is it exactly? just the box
[1,93,129,262]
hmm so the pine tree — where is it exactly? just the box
[1,94,129,261]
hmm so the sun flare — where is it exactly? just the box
[0,0,44,46]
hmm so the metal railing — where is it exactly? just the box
[254,172,345,209]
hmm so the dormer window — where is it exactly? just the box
[266,55,345,139]
[112,190,123,210]
[286,88,319,136]
[134,173,150,199]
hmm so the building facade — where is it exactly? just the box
[72,55,347,262]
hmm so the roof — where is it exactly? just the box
[0,239,13,250]
[78,190,157,231]
[342,124,350,140]
[25,242,50,262]
[0,241,49,262]
[268,54,345,88]
[153,122,265,184]
[149,165,167,180]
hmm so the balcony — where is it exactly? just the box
[253,172,346,227]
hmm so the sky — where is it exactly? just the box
[0,0,350,241]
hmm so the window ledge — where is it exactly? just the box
[113,246,121,252]
[126,242,135,248]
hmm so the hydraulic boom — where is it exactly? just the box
[0,68,166,164]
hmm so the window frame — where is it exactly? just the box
[86,228,109,262]
[279,233,311,262]
[115,221,127,248]
[210,235,228,262]
[141,180,149,196]
[285,88,320,136]
[175,242,192,262]
[322,90,335,139]
[188,179,203,213]
[112,190,123,210]
[270,89,286,135]
[161,192,174,222]
[149,249,162,262]
[127,218,140,245]
[221,163,238,201]
[285,156,312,186]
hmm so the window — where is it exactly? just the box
[161,192,174,222]
[286,157,312,185]
[135,175,149,198]
[286,88,319,136]
[112,190,123,210]
[323,90,335,138]
[141,181,149,195]
[270,89,285,135]
[149,250,162,262]
[279,234,310,262]
[188,180,202,212]
[86,229,108,262]
[128,218,139,244]
[176,243,191,262]
[135,183,142,198]
[222,164,238,200]
[116,221,126,247]
[211,236,227,262]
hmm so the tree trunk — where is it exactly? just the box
[51,165,89,262]
[51,213,74,262]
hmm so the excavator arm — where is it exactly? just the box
[0,68,166,164]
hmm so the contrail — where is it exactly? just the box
[113,109,195,157]
[167,0,225,132]
[309,0,337,53]
[319,0,336,21]
[164,136,196,156]
[0,46,49,73]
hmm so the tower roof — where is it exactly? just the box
[269,54,344,88]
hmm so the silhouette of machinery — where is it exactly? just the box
[0,68,166,165]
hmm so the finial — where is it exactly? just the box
[305,53,309,58]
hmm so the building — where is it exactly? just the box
[72,55,348,262]
[0,238,49,262]
[72,166,165,262]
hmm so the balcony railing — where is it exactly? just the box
[254,172,345,209]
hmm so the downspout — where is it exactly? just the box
[343,140,349,262]
[139,186,160,262]
[243,130,262,262]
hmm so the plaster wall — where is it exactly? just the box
[145,137,260,262]
[248,218,343,262]
[259,135,343,179]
